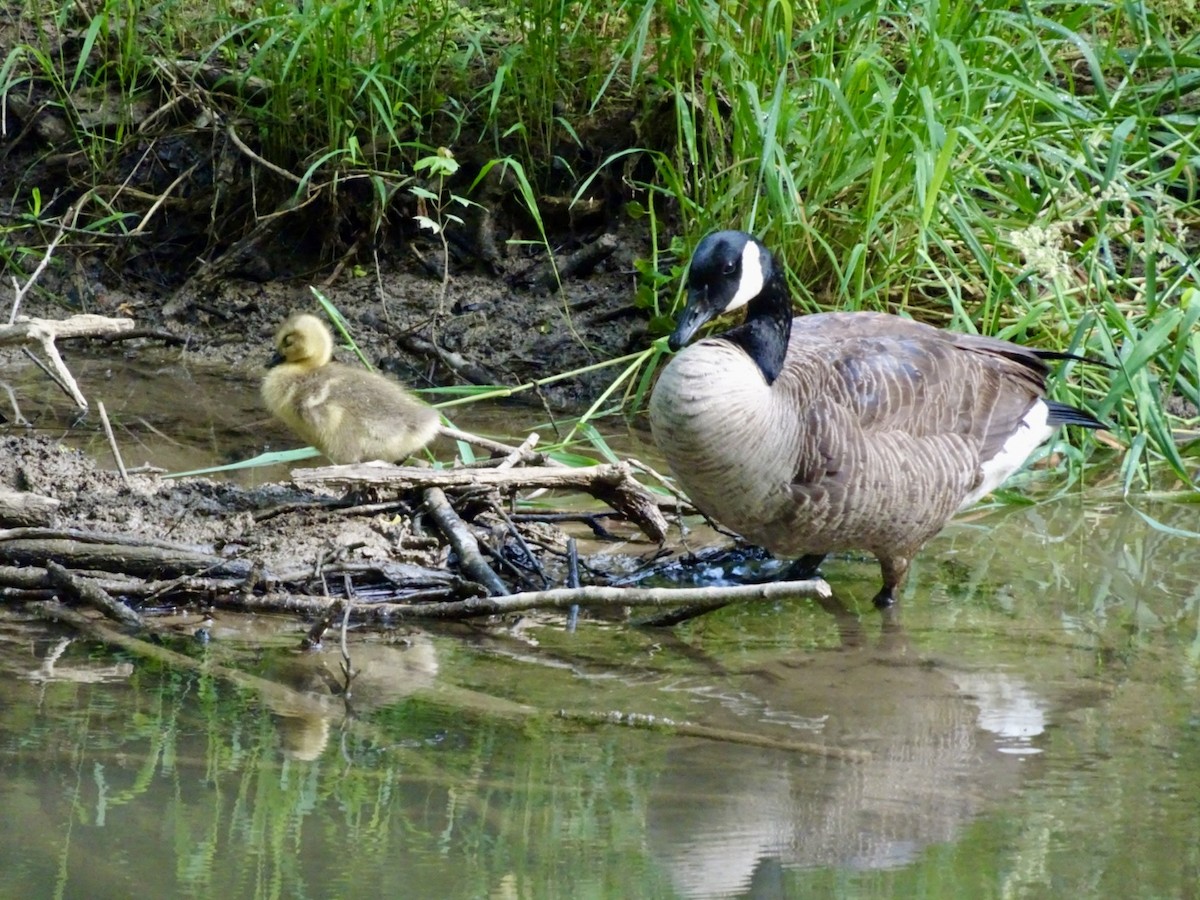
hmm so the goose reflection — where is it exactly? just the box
[647,608,1049,897]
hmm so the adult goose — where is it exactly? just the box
[262,313,439,464]
[648,230,1103,607]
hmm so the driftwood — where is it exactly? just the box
[293,462,670,542]
[379,578,832,621]
[0,487,60,527]
[422,486,508,595]
[0,314,136,409]
[45,561,146,630]
[0,527,253,580]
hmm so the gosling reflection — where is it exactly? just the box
[261,634,440,761]
[647,609,1049,897]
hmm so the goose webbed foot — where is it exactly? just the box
[871,586,897,609]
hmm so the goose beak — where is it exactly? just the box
[265,350,285,369]
[667,290,718,351]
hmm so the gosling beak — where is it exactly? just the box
[265,350,285,369]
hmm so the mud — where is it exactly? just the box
[0,434,451,577]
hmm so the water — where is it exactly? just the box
[2,353,1200,898]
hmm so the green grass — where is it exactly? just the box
[1,0,1197,486]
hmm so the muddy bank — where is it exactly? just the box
[0,431,694,625]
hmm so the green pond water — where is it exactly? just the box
[2,354,1200,898]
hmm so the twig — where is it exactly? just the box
[422,487,508,596]
[1,314,137,411]
[383,578,831,622]
[45,561,146,630]
[294,461,669,542]
[226,124,303,185]
[97,401,129,484]
[126,161,201,236]
[8,198,81,324]
[497,432,540,469]
[438,425,559,465]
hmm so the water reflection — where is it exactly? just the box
[2,353,1200,896]
[644,617,1044,896]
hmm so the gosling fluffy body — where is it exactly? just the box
[649,231,1103,607]
[262,313,438,464]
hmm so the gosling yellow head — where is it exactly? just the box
[261,313,439,464]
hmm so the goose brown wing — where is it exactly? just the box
[786,313,1048,468]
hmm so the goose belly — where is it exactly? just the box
[650,344,803,546]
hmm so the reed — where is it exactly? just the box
[3,0,1197,483]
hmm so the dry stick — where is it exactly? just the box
[0,315,138,411]
[8,199,80,324]
[422,487,508,596]
[125,161,201,236]
[436,425,559,465]
[295,462,669,542]
[96,401,129,485]
[44,561,147,630]
[384,578,832,621]
[496,432,540,469]
[226,123,303,185]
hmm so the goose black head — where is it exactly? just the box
[668,231,771,351]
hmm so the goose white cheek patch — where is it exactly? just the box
[725,240,765,312]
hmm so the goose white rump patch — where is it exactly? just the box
[960,399,1053,509]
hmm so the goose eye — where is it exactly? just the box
[721,260,737,276]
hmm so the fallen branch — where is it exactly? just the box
[45,561,146,630]
[0,487,59,527]
[521,232,619,290]
[380,578,831,621]
[422,486,508,596]
[0,527,253,579]
[0,314,137,410]
[293,462,669,542]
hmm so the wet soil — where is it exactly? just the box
[0,434,451,576]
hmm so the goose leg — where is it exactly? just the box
[872,555,910,609]
[781,553,826,580]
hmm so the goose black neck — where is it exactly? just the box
[725,266,792,385]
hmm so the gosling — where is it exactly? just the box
[261,313,439,464]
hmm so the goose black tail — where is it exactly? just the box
[1046,400,1107,430]
[1034,349,1117,370]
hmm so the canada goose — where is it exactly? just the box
[262,313,438,464]
[649,231,1104,607]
